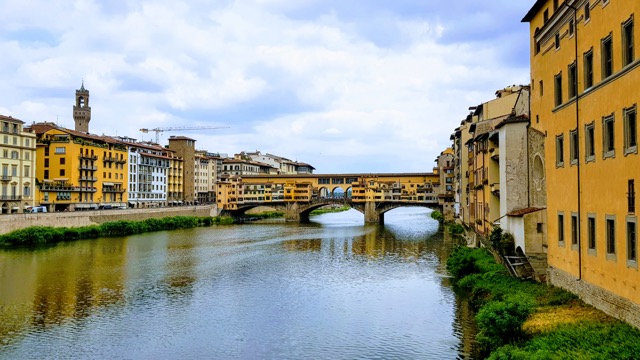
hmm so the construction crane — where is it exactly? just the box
[139,126,230,144]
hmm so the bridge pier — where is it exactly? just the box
[363,201,383,224]
[284,203,310,222]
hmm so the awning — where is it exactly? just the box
[53,178,69,181]
[103,182,114,186]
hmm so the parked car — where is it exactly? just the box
[25,206,47,213]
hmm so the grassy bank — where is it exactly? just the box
[0,215,235,248]
[447,246,640,359]
[310,205,351,215]
[244,211,285,219]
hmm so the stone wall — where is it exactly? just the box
[0,205,219,235]
[549,266,640,328]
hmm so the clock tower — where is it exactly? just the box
[73,81,91,132]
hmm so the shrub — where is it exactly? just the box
[201,216,214,226]
[431,210,444,223]
[476,297,534,353]
[448,223,465,235]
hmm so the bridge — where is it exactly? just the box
[216,173,452,223]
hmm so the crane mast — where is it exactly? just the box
[139,126,229,143]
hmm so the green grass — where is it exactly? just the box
[447,246,640,359]
[310,205,351,215]
[244,211,285,219]
[0,215,235,248]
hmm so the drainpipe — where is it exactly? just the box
[568,2,582,280]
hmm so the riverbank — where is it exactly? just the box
[447,247,640,359]
[244,205,351,220]
[0,215,234,248]
[0,205,219,236]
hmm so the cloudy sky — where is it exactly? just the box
[1,0,532,173]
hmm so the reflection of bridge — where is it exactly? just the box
[217,173,448,223]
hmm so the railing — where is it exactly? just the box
[103,156,117,162]
[79,176,98,182]
[79,154,98,160]
[40,184,97,192]
[0,195,22,201]
[1,175,11,181]
[79,165,98,171]
[102,188,126,193]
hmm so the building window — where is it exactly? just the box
[44,170,49,179]
[602,35,613,79]
[556,134,565,167]
[569,19,575,37]
[628,217,637,266]
[554,72,563,106]
[585,122,596,162]
[623,18,635,67]
[603,115,615,158]
[606,215,616,257]
[544,9,549,23]
[629,179,636,213]
[60,157,66,165]
[558,212,565,246]
[55,147,66,154]
[539,80,544,96]
[588,214,597,252]
[624,106,637,154]
[571,213,579,249]
[555,33,560,50]
[584,2,590,22]
[553,0,559,11]
[568,62,577,99]
[570,129,578,165]
[60,169,65,176]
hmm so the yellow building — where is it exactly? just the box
[29,123,128,211]
[524,0,640,326]
[0,115,37,214]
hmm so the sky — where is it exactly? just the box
[1,0,533,173]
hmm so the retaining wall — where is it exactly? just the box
[549,266,640,329]
[0,205,219,235]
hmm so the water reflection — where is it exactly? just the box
[0,207,476,359]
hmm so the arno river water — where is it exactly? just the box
[0,208,476,359]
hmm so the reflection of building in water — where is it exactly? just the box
[282,239,323,253]
[164,234,199,298]
[0,238,127,339]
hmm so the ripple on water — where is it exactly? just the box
[0,207,471,360]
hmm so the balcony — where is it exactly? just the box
[103,156,117,162]
[0,195,22,201]
[491,183,500,196]
[79,154,98,160]
[102,188,126,193]
[1,175,11,182]
[79,165,98,171]
[79,176,98,182]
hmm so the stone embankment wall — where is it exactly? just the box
[549,267,640,329]
[0,205,219,235]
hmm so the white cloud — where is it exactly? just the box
[0,0,531,173]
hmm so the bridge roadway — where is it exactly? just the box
[217,173,446,223]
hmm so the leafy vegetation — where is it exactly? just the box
[447,246,640,359]
[430,210,444,223]
[448,223,465,235]
[310,205,351,215]
[244,211,285,219]
[0,216,233,248]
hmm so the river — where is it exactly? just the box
[0,207,475,359]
